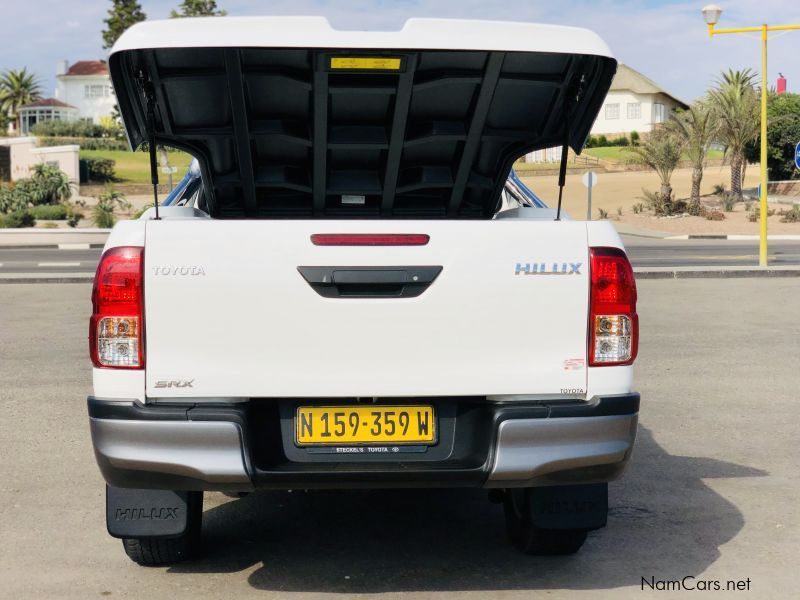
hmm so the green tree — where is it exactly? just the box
[708,69,760,199]
[745,92,800,181]
[630,127,684,213]
[102,0,146,50]
[170,0,226,17]
[665,102,718,213]
[0,68,42,135]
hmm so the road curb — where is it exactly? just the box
[0,273,95,284]
[635,267,800,279]
[666,234,800,240]
[0,244,106,250]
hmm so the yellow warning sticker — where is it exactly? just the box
[330,57,402,70]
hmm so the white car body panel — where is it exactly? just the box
[112,16,613,58]
[140,218,598,399]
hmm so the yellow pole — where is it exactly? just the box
[759,24,769,267]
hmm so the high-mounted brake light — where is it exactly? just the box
[589,247,638,366]
[311,234,429,246]
[90,246,144,369]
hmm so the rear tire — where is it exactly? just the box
[121,491,202,566]
[503,488,588,555]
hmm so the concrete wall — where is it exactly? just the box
[0,137,80,193]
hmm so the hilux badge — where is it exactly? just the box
[515,262,582,275]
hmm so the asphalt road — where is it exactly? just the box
[1,280,797,598]
[2,238,800,273]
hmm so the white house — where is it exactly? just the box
[54,60,115,125]
[591,64,688,137]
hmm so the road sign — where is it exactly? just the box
[581,171,599,187]
[582,171,598,220]
[795,142,800,169]
[161,166,178,174]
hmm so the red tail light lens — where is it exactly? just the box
[589,247,638,366]
[311,234,429,246]
[90,246,144,369]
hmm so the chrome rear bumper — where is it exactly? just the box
[89,395,638,491]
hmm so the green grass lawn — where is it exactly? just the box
[584,146,725,164]
[80,149,194,184]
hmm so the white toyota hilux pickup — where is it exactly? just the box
[89,16,639,566]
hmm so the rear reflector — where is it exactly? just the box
[90,246,144,369]
[589,247,638,366]
[311,234,429,246]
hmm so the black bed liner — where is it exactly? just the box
[110,48,616,219]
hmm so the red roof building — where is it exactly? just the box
[54,59,115,125]
[64,60,109,77]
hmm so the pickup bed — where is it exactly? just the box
[89,16,639,565]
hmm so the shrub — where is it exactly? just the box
[609,135,628,147]
[31,120,123,139]
[597,208,609,219]
[2,210,36,228]
[92,188,131,228]
[712,183,726,196]
[630,131,640,145]
[84,157,117,182]
[38,137,129,151]
[640,189,667,215]
[596,135,609,147]
[67,207,83,228]
[29,204,68,220]
[632,202,644,214]
[0,181,37,212]
[705,210,725,221]
[132,203,154,219]
[671,199,689,214]
[30,163,75,204]
[779,205,800,223]
[721,194,736,212]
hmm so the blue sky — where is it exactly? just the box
[2,0,799,102]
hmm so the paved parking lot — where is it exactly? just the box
[1,279,797,598]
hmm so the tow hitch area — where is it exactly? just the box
[106,486,198,539]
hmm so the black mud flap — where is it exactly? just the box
[530,483,608,530]
[106,486,199,539]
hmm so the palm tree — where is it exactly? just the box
[0,68,42,135]
[665,102,718,214]
[630,127,684,213]
[707,69,759,199]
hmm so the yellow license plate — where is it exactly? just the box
[295,405,435,446]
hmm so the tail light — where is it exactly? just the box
[589,247,638,366]
[90,246,144,369]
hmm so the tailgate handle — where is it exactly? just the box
[298,266,442,298]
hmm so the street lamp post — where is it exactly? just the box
[702,5,800,267]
